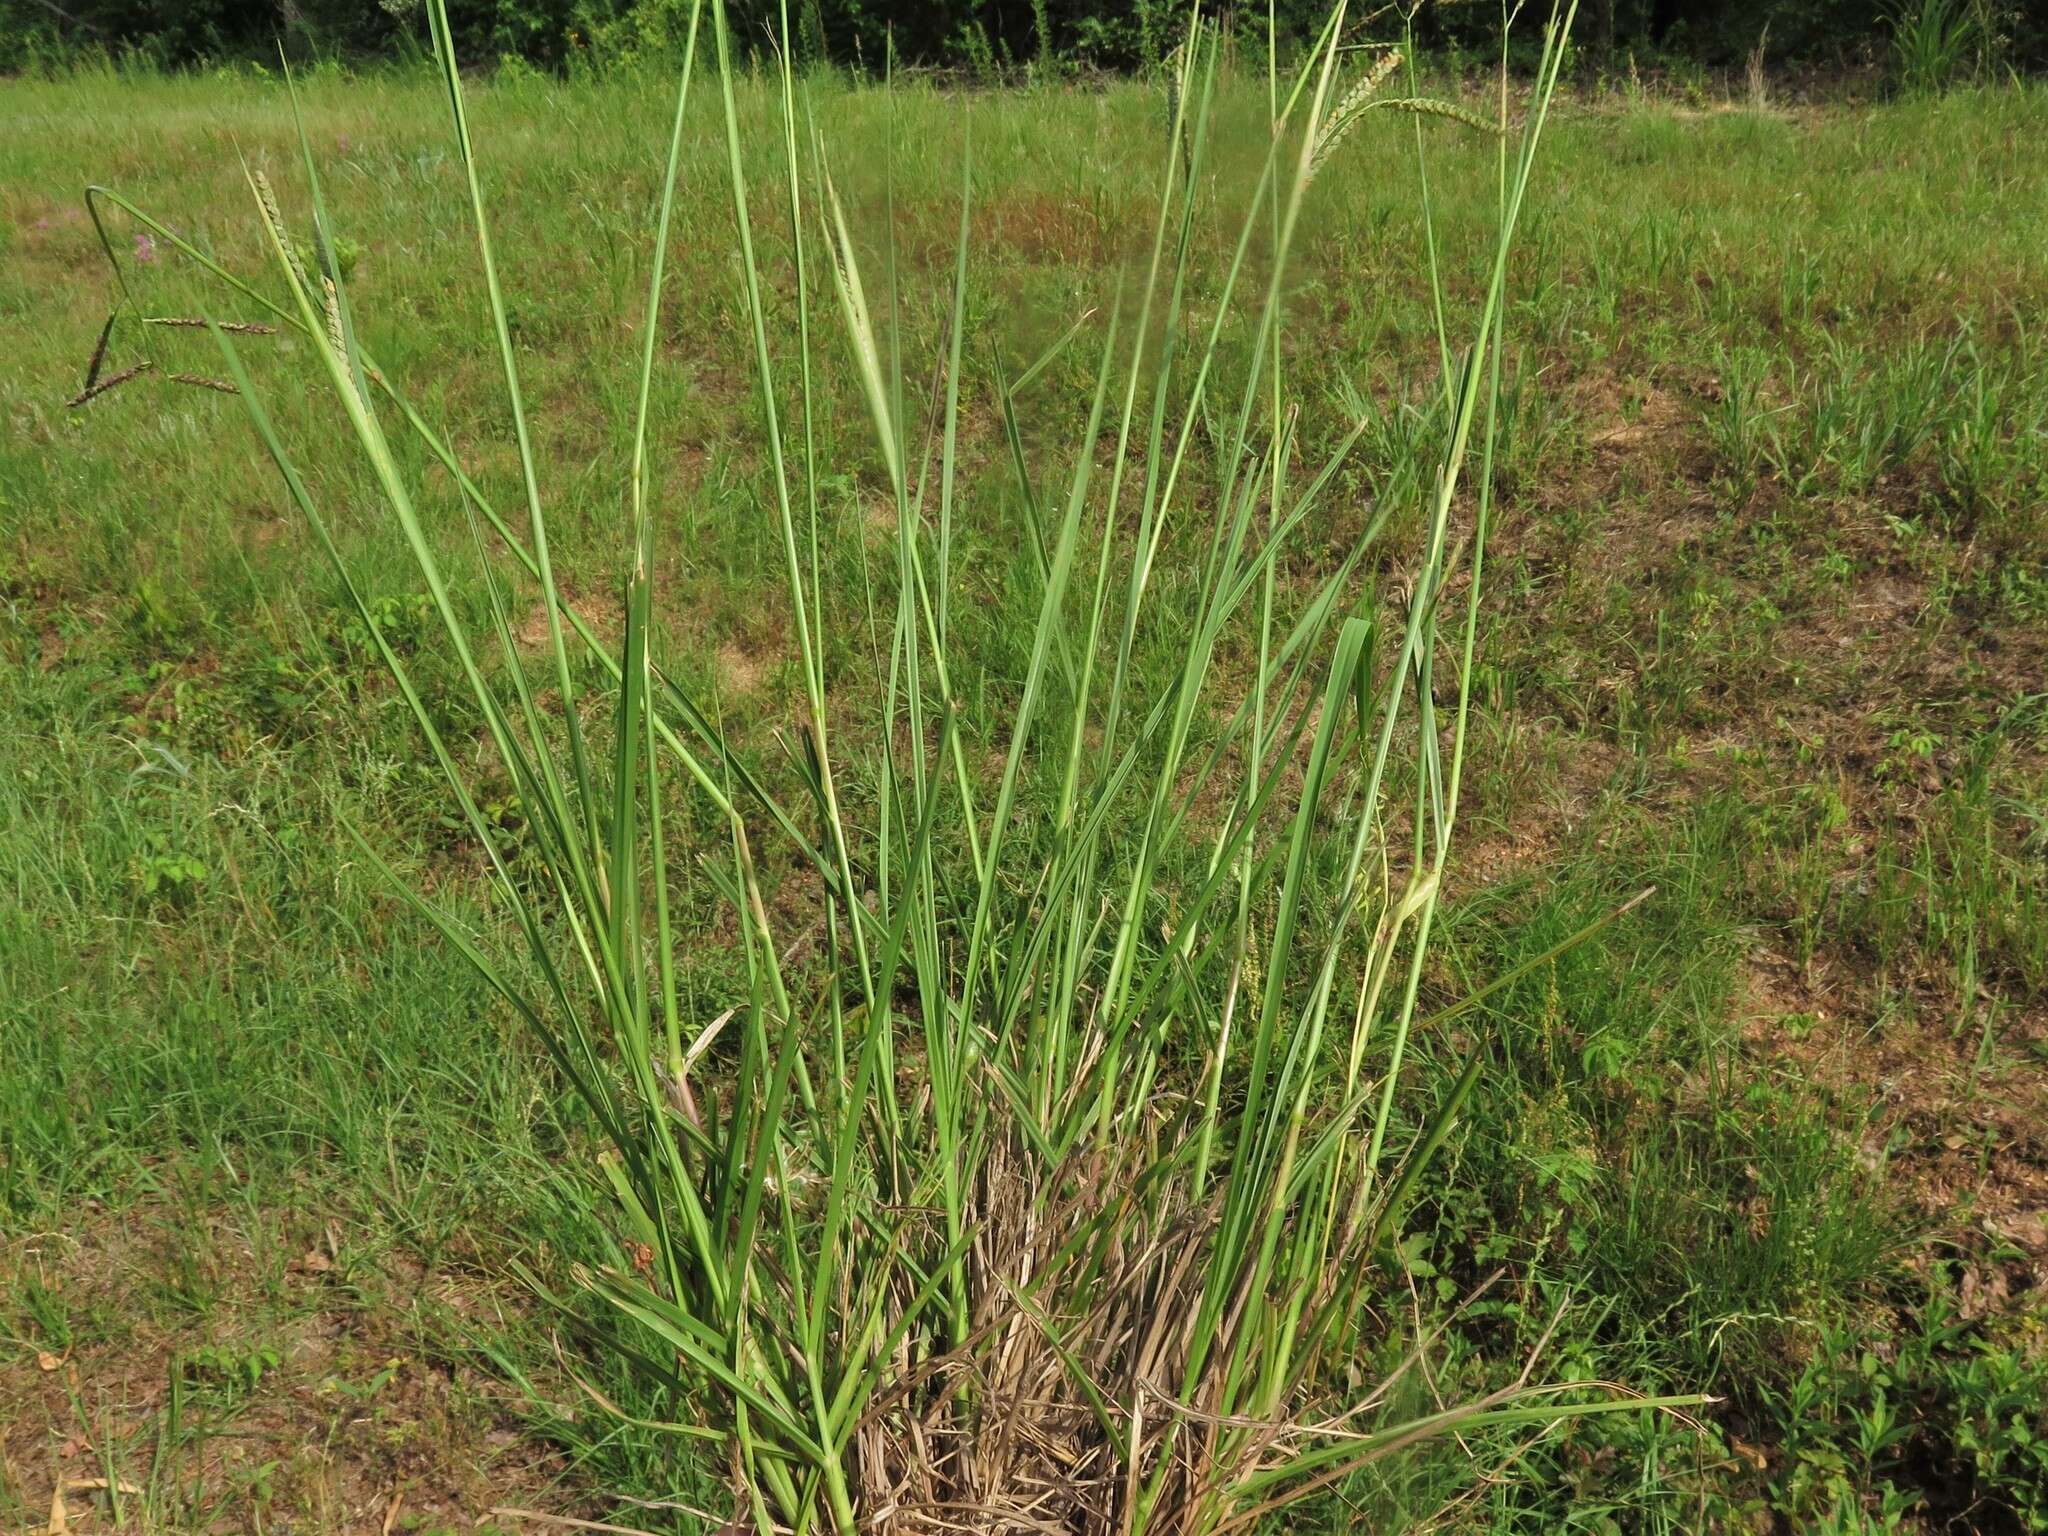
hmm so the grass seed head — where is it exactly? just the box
[66,358,153,408]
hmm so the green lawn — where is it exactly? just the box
[2,57,2045,1534]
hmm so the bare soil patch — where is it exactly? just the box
[1,1205,581,1535]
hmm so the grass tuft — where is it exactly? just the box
[53,0,1769,1529]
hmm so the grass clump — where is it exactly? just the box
[72,0,1721,1527]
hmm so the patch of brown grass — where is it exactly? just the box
[0,1204,580,1536]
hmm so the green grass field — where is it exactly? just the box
[2,52,2045,1536]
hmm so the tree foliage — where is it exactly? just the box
[2,0,2042,75]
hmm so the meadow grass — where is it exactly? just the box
[2,33,2046,1536]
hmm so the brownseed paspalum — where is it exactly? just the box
[66,359,153,408]
[81,312,114,391]
[145,316,277,334]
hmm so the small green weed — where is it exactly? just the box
[132,830,208,907]
[183,1341,282,1394]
